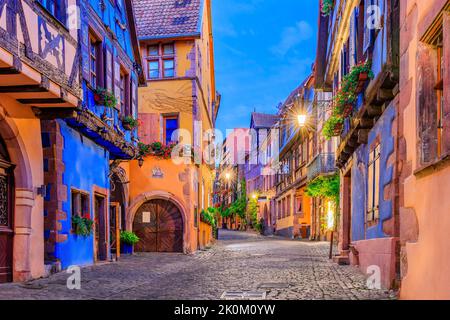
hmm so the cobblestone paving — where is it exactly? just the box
[0,230,397,300]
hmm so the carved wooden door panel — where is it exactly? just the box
[133,200,183,253]
[0,160,14,283]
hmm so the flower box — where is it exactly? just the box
[356,72,369,93]
[333,123,343,135]
[342,105,353,118]
[122,122,133,131]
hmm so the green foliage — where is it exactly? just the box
[220,206,232,218]
[323,116,344,140]
[94,87,118,108]
[72,215,94,237]
[122,116,139,130]
[323,60,374,139]
[321,0,334,16]
[247,197,258,226]
[120,231,140,245]
[306,173,340,204]
[138,141,176,159]
[201,208,217,228]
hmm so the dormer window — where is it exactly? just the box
[146,43,175,80]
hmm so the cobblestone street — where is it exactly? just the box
[0,230,396,300]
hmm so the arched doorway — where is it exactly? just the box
[133,199,183,253]
[110,173,127,257]
[0,137,14,283]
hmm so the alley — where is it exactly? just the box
[0,230,395,300]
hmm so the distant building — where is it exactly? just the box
[274,76,315,239]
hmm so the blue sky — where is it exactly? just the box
[212,0,319,135]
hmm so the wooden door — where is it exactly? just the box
[0,160,14,283]
[110,203,120,259]
[133,199,183,253]
[94,195,107,261]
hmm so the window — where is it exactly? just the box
[367,144,380,222]
[418,23,447,165]
[89,34,101,89]
[148,61,160,79]
[71,190,90,229]
[163,59,175,78]
[163,115,179,145]
[119,68,129,115]
[146,43,175,79]
[40,0,66,23]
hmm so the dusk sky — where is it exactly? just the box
[212,0,319,135]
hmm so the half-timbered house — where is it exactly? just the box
[316,0,400,289]
[0,0,81,282]
[41,0,145,271]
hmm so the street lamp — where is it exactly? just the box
[225,172,231,181]
[297,114,307,127]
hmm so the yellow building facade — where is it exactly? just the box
[127,0,219,253]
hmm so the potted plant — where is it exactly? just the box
[122,116,139,131]
[72,215,94,237]
[94,87,118,109]
[120,231,140,254]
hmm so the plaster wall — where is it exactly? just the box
[0,96,45,280]
[398,0,450,299]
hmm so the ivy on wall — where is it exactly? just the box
[305,173,340,204]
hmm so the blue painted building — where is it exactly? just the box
[42,0,145,270]
[315,0,399,289]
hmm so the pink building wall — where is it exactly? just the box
[399,0,450,299]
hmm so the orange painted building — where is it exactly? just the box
[127,0,219,253]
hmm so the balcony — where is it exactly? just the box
[307,153,336,181]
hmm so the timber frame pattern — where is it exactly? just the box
[0,0,139,158]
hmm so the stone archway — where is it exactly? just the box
[128,191,190,253]
[0,103,35,282]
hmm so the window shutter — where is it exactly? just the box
[105,47,113,92]
[349,10,357,67]
[131,78,138,118]
[114,57,121,109]
[363,0,373,53]
[80,22,90,82]
[417,43,438,165]
[374,146,380,220]
[442,16,450,154]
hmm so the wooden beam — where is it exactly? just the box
[358,129,370,144]
[0,85,47,93]
[359,117,375,128]
[367,105,383,117]
[32,107,77,120]
[17,98,66,105]
[377,88,395,102]
[0,67,20,75]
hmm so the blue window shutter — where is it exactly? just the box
[363,0,373,53]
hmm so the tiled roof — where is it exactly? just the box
[133,0,202,39]
[251,113,280,129]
